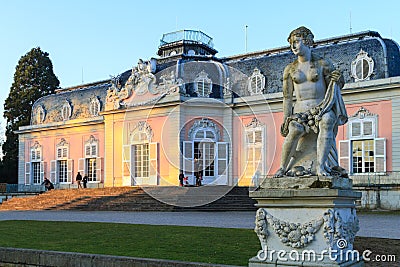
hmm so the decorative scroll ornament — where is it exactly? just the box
[57,138,68,147]
[105,75,126,110]
[85,135,97,145]
[188,118,221,141]
[130,121,153,142]
[350,106,377,119]
[323,209,359,248]
[31,141,41,150]
[245,117,263,128]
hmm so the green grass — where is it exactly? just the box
[0,221,260,266]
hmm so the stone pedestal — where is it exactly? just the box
[249,177,364,267]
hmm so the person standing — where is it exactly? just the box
[76,172,83,189]
[178,170,184,186]
[83,174,88,188]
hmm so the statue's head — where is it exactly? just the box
[287,26,314,46]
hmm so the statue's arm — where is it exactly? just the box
[322,59,344,89]
[282,65,293,120]
[281,65,293,137]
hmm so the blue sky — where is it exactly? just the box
[1,0,400,129]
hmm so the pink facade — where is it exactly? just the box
[17,30,400,189]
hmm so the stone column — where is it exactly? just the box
[249,177,364,267]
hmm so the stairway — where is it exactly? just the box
[0,186,257,211]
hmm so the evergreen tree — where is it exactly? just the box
[2,47,59,183]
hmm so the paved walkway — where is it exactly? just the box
[0,210,398,239]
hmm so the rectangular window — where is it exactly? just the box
[86,158,97,182]
[352,140,374,173]
[344,138,386,174]
[58,160,68,183]
[245,128,264,179]
[32,162,41,184]
[134,144,149,178]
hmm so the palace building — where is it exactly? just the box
[17,29,400,190]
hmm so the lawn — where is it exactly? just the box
[0,220,398,266]
[0,220,260,266]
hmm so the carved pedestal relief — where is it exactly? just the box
[254,208,360,250]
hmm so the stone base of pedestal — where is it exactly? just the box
[249,177,364,267]
[259,176,353,190]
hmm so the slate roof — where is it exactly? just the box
[30,30,400,125]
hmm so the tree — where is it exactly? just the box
[1,47,60,183]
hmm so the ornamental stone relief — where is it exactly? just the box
[350,106,377,119]
[254,208,360,249]
[188,118,221,141]
[323,208,359,249]
[255,208,324,249]
[105,59,183,111]
[129,121,153,142]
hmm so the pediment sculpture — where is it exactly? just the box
[105,59,183,110]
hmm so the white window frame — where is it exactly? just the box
[351,49,374,82]
[244,118,266,182]
[122,121,158,186]
[183,118,228,185]
[78,135,101,183]
[26,141,45,185]
[339,107,385,175]
[61,100,72,121]
[194,70,212,97]
[35,105,45,124]
[247,67,266,95]
[89,97,101,116]
[53,138,73,184]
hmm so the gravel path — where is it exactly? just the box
[0,210,398,239]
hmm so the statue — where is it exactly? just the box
[274,26,348,178]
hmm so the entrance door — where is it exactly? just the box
[194,141,215,184]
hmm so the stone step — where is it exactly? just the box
[0,186,256,211]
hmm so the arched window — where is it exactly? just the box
[51,138,73,184]
[78,135,101,183]
[89,97,101,116]
[351,49,374,82]
[122,121,158,186]
[194,70,212,97]
[25,141,45,185]
[35,105,45,124]
[183,118,228,185]
[247,68,265,95]
[61,100,72,121]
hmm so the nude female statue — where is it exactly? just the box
[274,26,348,178]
